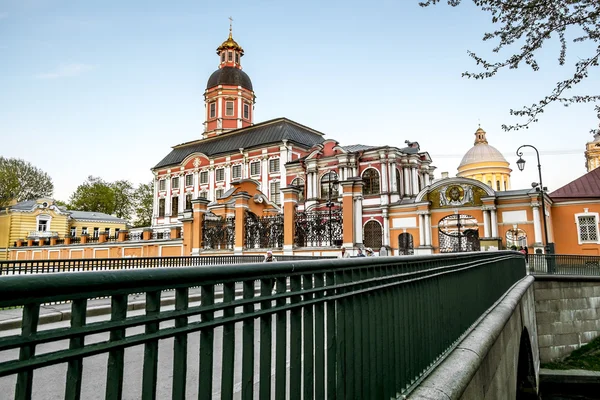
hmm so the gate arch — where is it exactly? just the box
[438,214,480,253]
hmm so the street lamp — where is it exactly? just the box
[515,145,552,254]
[325,172,339,246]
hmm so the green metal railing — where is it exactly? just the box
[529,254,600,275]
[0,252,525,399]
[0,255,333,275]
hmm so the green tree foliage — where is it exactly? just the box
[69,176,116,216]
[133,181,153,227]
[0,157,54,208]
[112,180,135,220]
[420,0,600,134]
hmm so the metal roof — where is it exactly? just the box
[69,210,127,223]
[550,168,600,199]
[341,144,379,153]
[206,67,253,91]
[154,118,325,169]
[8,200,37,210]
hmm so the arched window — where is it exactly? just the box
[363,220,383,250]
[320,171,339,200]
[362,168,380,195]
[291,178,305,202]
[398,233,414,255]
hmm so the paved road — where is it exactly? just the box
[0,292,293,399]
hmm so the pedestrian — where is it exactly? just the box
[263,250,276,262]
[339,246,350,259]
[357,248,366,257]
[365,248,375,257]
[518,246,526,255]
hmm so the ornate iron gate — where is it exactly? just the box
[364,220,383,250]
[244,211,284,249]
[438,214,480,253]
[294,209,343,247]
[202,214,235,250]
[398,233,414,255]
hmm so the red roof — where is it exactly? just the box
[550,167,600,200]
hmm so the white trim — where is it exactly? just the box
[575,211,600,245]
[36,213,52,232]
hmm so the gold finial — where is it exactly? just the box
[216,17,244,55]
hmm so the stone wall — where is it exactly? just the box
[534,276,600,363]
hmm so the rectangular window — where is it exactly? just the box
[221,53,225,62]
[82,227,88,235]
[243,104,249,119]
[216,168,225,182]
[269,158,280,173]
[115,228,120,236]
[235,53,239,64]
[38,220,48,232]
[185,174,193,186]
[70,227,76,237]
[228,51,233,62]
[199,191,207,199]
[172,177,179,189]
[200,171,209,184]
[159,179,166,191]
[210,102,216,118]
[171,196,179,216]
[93,227,99,238]
[232,165,242,179]
[159,199,165,217]
[578,215,598,242]
[250,161,261,176]
[185,193,193,210]
[270,181,281,205]
[216,188,224,199]
[225,101,234,116]
[105,228,110,235]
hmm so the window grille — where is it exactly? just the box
[578,215,598,242]
[243,104,249,119]
[270,182,281,205]
[158,199,165,217]
[199,191,207,199]
[250,161,261,176]
[321,171,339,199]
[232,165,242,179]
[200,171,208,184]
[216,188,224,199]
[185,174,193,186]
[172,177,179,189]
[159,180,166,191]
[216,168,225,182]
[269,159,280,173]
[171,196,179,216]
[291,178,305,202]
[209,103,216,118]
[362,169,380,195]
[363,221,383,250]
[225,101,234,116]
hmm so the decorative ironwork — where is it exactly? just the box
[70,236,81,244]
[364,220,383,250]
[128,232,143,241]
[398,233,414,255]
[294,209,343,247]
[244,211,284,249]
[202,214,235,250]
[438,214,480,253]
[506,227,527,249]
[152,231,170,240]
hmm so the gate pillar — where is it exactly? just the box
[233,192,251,255]
[281,187,300,255]
[340,178,363,249]
[182,198,209,256]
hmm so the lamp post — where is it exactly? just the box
[515,145,552,254]
[325,173,339,247]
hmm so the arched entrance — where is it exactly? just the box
[363,220,383,250]
[438,214,480,253]
[506,227,527,249]
[398,233,414,255]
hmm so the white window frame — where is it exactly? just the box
[200,171,209,184]
[243,103,250,120]
[81,227,88,235]
[225,101,234,116]
[185,174,193,187]
[159,179,166,191]
[209,103,216,118]
[216,168,225,182]
[216,188,224,199]
[269,158,280,174]
[231,164,242,180]
[70,227,76,237]
[36,214,51,232]
[250,161,261,176]
[93,227,100,238]
[172,176,179,189]
[270,181,281,205]
[575,211,600,244]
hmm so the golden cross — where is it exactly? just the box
[229,16,233,33]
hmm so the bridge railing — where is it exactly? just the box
[529,254,600,275]
[0,255,333,275]
[0,252,525,400]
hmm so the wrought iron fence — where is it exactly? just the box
[152,231,170,240]
[202,215,235,250]
[244,211,284,249]
[0,252,525,399]
[70,236,81,244]
[127,232,143,241]
[529,254,600,275]
[294,209,343,247]
[0,255,333,275]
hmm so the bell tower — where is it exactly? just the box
[203,20,255,138]
[585,133,600,172]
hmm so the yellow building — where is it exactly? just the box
[585,133,600,172]
[0,199,128,260]
[457,127,512,191]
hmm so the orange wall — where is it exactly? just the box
[551,203,600,255]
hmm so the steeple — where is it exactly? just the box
[216,17,244,69]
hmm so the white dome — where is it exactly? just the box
[459,143,508,167]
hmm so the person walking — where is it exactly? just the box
[357,248,366,257]
[263,250,276,262]
[339,246,350,258]
[365,248,375,257]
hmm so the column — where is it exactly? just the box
[280,143,289,189]
[165,175,172,218]
[281,187,300,254]
[483,209,490,237]
[379,154,388,193]
[425,214,432,246]
[193,170,199,200]
[412,167,419,194]
[306,171,313,199]
[492,174,497,190]
[217,97,223,119]
[153,177,159,221]
[208,167,215,201]
[490,208,498,237]
[237,96,242,128]
[261,156,269,195]
[418,214,425,246]
[424,171,430,187]
[382,208,390,246]
[390,163,397,193]
[532,204,543,244]
[225,163,231,191]
[354,194,364,246]
[404,167,411,196]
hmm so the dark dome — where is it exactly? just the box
[206,67,253,91]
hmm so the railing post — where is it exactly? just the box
[99,232,108,243]
[281,187,300,255]
[233,192,251,254]
[49,236,57,246]
[64,236,72,245]
[142,228,152,241]
[117,230,128,242]
[80,234,88,244]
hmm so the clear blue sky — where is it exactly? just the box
[1,0,598,201]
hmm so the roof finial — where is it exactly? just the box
[228,16,233,39]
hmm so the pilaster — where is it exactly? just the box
[281,187,300,255]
